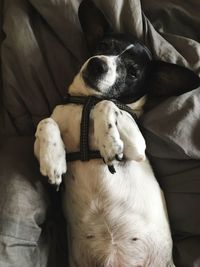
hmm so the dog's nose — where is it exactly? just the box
[87,57,109,76]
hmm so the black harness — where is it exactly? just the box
[63,94,138,163]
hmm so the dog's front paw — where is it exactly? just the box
[35,118,67,189]
[40,143,67,188]
[100,134,124,163]
[92,100,146,172]
[95,122,124,165]
[93,101,124,170]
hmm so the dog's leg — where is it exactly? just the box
[92,100,146,166]
[34,118,67,188]
[116,108,146,161]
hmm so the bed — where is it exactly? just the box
[0,0,200,266]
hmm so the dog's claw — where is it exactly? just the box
[48,174,62,191]
[56,184,60,192]
[108,165,116,174]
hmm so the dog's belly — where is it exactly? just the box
[63,158,169,231]
[63,160,172,266]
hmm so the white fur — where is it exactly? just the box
[34,69,175,267]
[34,118,66,188]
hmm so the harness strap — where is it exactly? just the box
[63,94,138,120]
[63,94,137,162]
[80,96,99,161]
[65,151,102,162]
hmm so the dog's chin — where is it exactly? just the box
[82,73,101,93]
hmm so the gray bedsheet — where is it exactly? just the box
[1,0,200,266]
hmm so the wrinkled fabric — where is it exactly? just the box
[0,137,68,267]
[140,88,200,266]
[1,0,87,135]
[0,137,49,267]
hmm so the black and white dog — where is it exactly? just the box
[34,1,200,266]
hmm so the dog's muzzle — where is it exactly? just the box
[82,55,118,93]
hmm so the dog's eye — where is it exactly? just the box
[127,65,137,78]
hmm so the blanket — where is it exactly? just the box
[1,0,200,266]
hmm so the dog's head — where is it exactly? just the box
[68,0,200,104]
[80,33,152,102]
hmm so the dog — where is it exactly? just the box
[34,1,200,266]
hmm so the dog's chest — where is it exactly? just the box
[51,103,97,152]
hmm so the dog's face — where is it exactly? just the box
[69,34,152,103]
[81,34,152,101]
[68,0,200,104]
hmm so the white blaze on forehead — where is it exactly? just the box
[116,44,134,58]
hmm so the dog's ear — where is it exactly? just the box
[78,0,112,52]
[146,60,200,96]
